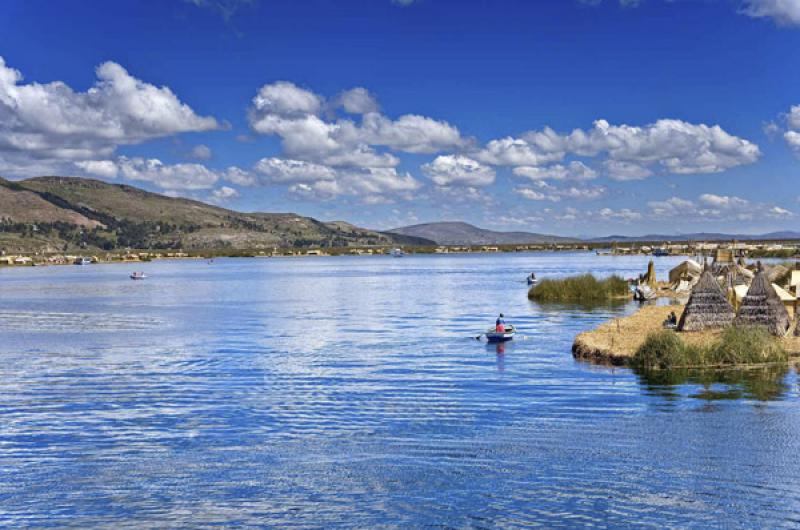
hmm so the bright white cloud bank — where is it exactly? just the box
[0,57,217,166]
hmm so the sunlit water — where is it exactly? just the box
[2,252,800,528]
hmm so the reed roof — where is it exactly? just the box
[734,266,791,336]
[678,268,736,332]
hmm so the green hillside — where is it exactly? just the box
[0,176,432,253]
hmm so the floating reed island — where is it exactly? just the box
[528,274,630,304]
[572,258,800,368]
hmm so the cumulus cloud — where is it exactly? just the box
[254,157,337,183]
[189,144,213,160]
[741,0,800,26]
[287,166,420,203]
[422,155,496,187]
[783,104,800,153]
[516,182,607,201]
[477,118,760,180]
[210,186,239,203]
[512,161,597,181]
[598,207,642,221]
[648,194,791,221]
[75,156,244,191]
[248,81,464,169]
[698,193,749,209]
[604,160,653,181]
[0,56,218,176]
[335,87,380,115]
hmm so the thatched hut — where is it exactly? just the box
[678,267,736,332]
[734,264,791,336]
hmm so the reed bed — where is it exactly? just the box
[529,274,629,303]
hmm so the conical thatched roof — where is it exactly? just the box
[734,264,791,336]
[678,267,735,332]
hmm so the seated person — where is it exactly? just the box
[496,313,505,332]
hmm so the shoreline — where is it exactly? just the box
[573,304,800,367]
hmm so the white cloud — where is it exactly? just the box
[476,136,563,166]
[741,0,800,26]
[335,87,380,115]
[516,188,547,201]
[516,183,606,201]
[604,160,653,181]
[288,166,420,202]
[0,56,218,175]
[789,105,800,129]
[698,193,749,209]
[477,118,760,178]
[598,207,642,221]
[189,144,213,160]
[74,160,119,179]
[211,186,239,203]
[767,205,794,218]
[254,157,337,183]
[512,161,597,181]
[77,156,225,190]
[422,155,495,187]
[248,81,463,168]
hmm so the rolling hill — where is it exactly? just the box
[388,221,577,246]
[0,176,432,253]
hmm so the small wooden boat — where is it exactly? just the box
[486,324,515,343]
[130,272,147,280]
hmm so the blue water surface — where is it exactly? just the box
[1,252,799,528]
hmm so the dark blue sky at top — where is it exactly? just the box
[1,0,799,235]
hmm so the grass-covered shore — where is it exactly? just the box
[529,274,630,303]
[573,305,800,368]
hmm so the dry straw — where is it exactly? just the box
[734,263,791,337]
[677,266,735,332]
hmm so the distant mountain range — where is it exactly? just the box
[0,176,432,253]
[388,222,578,246]
[390,222,800,246]
[587,232,800,243]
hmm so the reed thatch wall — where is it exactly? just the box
[734,268,791,336]
[678,269,736,332]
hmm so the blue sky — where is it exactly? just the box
[1,0,799,236]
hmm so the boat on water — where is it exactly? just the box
[527,273,538,285]
[653,248,670,257]
[390,248,404,257]
[486,324,516,343]
[130,272,147,280]
[74,257,92,265]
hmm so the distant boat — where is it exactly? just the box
[390,248,404,257]
[74,257,92,265]
[527,273,538,286]
[486,324,516,343]
[130,272,147,280]
[653,248,670,257]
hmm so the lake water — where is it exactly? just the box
[2,252,800,528]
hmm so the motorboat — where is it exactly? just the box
[485,324,516,343]
[130,272,147,280]
[390,248,404,257]
[74,257,92,265]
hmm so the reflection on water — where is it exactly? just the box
[2,253,800,528]
[636,365,791,402]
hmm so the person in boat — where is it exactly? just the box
[530,272,536,281]
[496,313,505,333]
